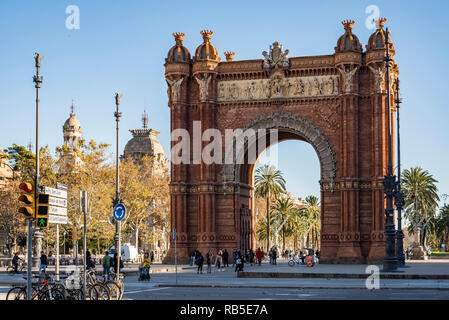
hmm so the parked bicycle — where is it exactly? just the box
[6,275,65,300]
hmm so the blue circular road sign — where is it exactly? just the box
[113,203,126,221]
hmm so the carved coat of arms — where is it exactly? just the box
[262,41,290,69]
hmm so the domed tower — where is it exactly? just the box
[165,32,191,107]
[366,18,398,95]
[193,30,220,102]
[335,20,362,94]
[62,103,82,166]
[123,111,169,175]
[335,19,362,53]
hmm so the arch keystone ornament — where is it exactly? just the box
[164,20,399,264]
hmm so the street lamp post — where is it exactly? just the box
[113,93,123,277]
[394,79,406,267]
[382,28,398,272]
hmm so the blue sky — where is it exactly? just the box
[1,0,448,203]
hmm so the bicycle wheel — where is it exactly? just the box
[288,260,295,267]
[93,283,110,300]
[6,287,26,300]
[87,285,99,300]
[104,281,121,300]
[51,288,66,300]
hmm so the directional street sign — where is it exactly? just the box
[49,197,67,208]
[48,206,67,216]
[56,182,68,191]
[40,185,68,225]
[40,186,67,199]
[48,215,68,224]
[113,203,126,221]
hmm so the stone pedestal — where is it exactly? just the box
[32,231,43,268]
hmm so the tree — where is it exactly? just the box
[119,155,170,252]
[3,144,35,179]
[401,167,439,251]
[270,196,297,252]
[254,164,286,251]
[301,195,321,249]
[0,182,27,256]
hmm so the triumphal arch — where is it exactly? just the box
[164,18,398,264]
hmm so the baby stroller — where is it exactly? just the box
[139,267,151,281]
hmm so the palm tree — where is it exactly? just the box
[401,167,439,251]
[271,197,297,252]
[301,195,321,249]
[254,164,286,251]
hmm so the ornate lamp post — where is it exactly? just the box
[394,79,406,267]
[382,28,398,271]
[113,93,123,276]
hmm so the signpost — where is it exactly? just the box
[41,184,68,281]
[80,190,88,300]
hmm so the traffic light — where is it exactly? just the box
[36,193,50,228]
[67,230,73,244]
[18,182,34,217]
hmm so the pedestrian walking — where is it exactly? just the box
[256,248,263,266]
[248,249,255,266]
[216,250,223,271]
[102,251,112,280]
[190,250,196,266]
[206,251,212,273]
[150,251,155,263]
[39,253,48,275]
[196,252,204,274]
[222,249,229,267]
[272,247,277,265]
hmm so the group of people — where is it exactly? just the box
[190,248,247,274]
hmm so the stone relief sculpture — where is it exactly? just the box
[368,65,387,93]
[195,73,211,101]
[337,66,358,93]
[216,75,339,102]
[262,41,290,69]
[166,77,184,102]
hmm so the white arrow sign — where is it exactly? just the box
[48,215,68,224]
[49,197,67,208]
[48,206,67,216]
[40,186,67,199]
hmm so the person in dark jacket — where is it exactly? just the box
[222,249,229,267]
[206,251,212,273]
[39,253,48,275]
[196,252,204,274]
[235,254,244,272]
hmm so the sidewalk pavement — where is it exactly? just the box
[2,260,449,290]
[238,259,449,280]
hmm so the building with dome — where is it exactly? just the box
[62,103,82,167]
[123,110,169,175]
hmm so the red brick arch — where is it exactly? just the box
[164,24,397,264]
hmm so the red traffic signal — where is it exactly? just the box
[18,182,34,217]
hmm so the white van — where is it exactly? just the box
[109,243,138,263]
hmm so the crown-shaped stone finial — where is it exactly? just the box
[373,17,387,30]
[224,51,235,61]
[201,29,213,42]
[342,19,355,32]
[173,32,185,45]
